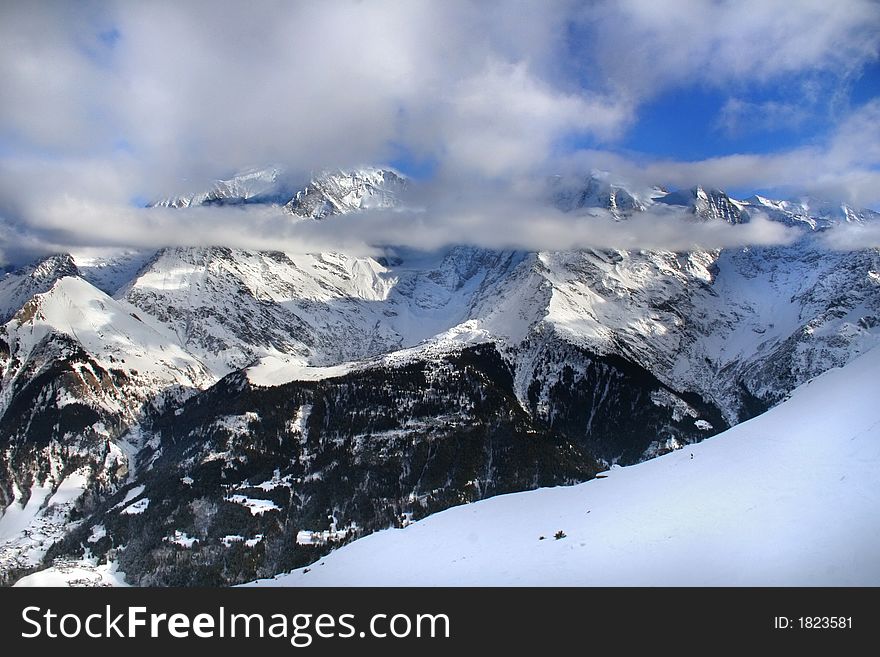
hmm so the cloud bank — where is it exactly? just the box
[10,189,803,262]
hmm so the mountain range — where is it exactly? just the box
[1,166,878,585]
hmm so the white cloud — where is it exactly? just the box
[715,98,811,137]
[432,61,631,177]
[5,0,872,191]
[0,1,118,153]
[1,0,602,195]
[581,0,880,100]
[9,182,801,260]
[821,221,880,250]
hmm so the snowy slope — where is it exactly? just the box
[1,275,213,415]
[0,254,80,323]
[0,467,99,581]
[120,247,403,375]
[449,239,880,423]
[71,249,155,296]
[284,167,406,218]
[121,245,528,378]
[151,166,406,217]
[248,344,880,587]
[13,559,129,587]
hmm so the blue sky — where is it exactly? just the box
[607,64,880,201]
[0,0,879,260]
[622,86,817,161]
[618,66,880,161]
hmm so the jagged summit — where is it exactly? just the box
[283,167,407,219]
[551,171,649,216]
[0,253,80,323]
[151,166,407,219]
[549,173,879,228]
[741,194,880,229]
[655,186,749,224]
[152,166,286,208]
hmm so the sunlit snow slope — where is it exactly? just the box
[249,345,880,586]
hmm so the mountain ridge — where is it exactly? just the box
[1,167,878,585]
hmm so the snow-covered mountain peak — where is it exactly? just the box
[656,186,749,224]
[283,167,406,219]
[742,194,880,230]
[30,253,80,280]
[551,172,652,216]
[150,164,407,221]
[152,166,285,208]
[0,254,81,323]
[3,273,213,398]
[790,196,878,225]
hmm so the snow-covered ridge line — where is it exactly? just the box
[246,322,492,386]
[152,166,285,208]
[152,165,880,227]
[151,165,406,217]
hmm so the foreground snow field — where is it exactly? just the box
[247,345,880,587]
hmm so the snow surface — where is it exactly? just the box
[17,277,207,378]
[1,275,214,424]
[111,484,145,511]
[120,498,149,515]
[165,530,198,548]
[71,249,154,296]
[245,321,494,386]
[227,495,281,516]
[0,481,56,543]
[248,345,880,587]
[0,469,92,577]
[296,525,356,546]
[247,357,354,385]
[13,558,129,587]
[87,525,106,543]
